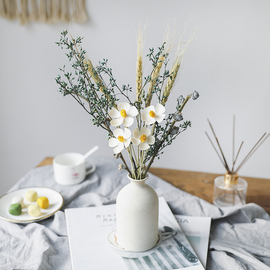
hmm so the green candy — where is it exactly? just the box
[9,203,22,216]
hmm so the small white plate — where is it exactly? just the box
[0,187,64,224]
[108,230,162,258]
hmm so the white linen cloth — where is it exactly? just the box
[0,156,269,270]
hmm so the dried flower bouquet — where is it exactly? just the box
[55,29,199,179]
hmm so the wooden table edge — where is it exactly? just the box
[38,157,270,214]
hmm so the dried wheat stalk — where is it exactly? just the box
[161,56,180,105]
[136,29,143,102]
[84,58,106,93]
[0,0,88,24]
[145,53,165,107]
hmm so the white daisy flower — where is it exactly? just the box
[131,127,155,150]
[109,128,131,154]
[109,102,138,127]
[141,103,165,125]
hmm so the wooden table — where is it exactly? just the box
[38,157,270,214]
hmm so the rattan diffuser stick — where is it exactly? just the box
[206,116,269,175]
[207,119,231,172]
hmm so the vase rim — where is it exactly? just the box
[127,173,149,182]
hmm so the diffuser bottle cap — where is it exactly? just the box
[224,173,239,185]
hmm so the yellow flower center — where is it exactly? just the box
[140,134,147,143]
[120,109,127,118]
[118,135,124,142]
[149,110,156,118]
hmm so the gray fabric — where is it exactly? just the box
[0,156,269,270]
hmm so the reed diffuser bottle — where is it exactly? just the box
[213,173,247,207]
[206,116,269,207]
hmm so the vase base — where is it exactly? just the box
[108,230,162,257]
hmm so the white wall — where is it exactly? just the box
[1,0,270,195]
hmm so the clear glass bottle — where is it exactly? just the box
[213,173,248,207]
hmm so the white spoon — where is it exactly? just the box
[83,145,99,160]
[75,145,99,165]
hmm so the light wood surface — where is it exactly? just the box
[38,157,270,214]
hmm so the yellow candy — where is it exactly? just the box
[37,197,49,209]
[25,190,37,202]
[28,204,41,217]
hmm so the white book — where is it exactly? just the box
[65,197,206,270]
[174,215,211,268]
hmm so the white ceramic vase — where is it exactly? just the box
[116,174,159,252]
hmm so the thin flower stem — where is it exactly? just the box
[140,150,146,179]
[58,80,110,132]
[128,148,135,178]
[139,150,142,179]
[178,95,191,112]
[131,144,139,167]
[119,153,132,176]
[144,94,192,174]
[151,123,156,136]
